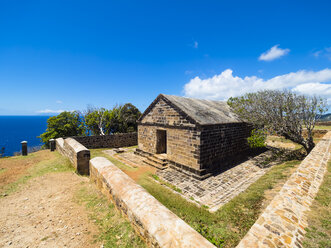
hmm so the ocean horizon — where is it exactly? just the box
[0,116,50,156]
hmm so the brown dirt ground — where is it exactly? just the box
[110,152,156,182]
[0,151,53,190]
[0,155,101,248]
[124,166,156,182]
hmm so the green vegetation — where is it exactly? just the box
[228,90,327,153]
[313,125,331,130]
[247,129,267,148]
[0,168,7,175]
[74,184,146,248]
[303,160,331,248]
[1,152,73,196]
[138,159,300,247]
[150,174,182,193]
[90,148,301,247]
[39,111,85,148]
[90,148,136,172]
[39,103,141,146]
[84,103,141,135]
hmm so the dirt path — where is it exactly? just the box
[0,171,100,248]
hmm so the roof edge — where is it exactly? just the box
[137,94,198,125]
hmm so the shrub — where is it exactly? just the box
[247,129,266,148]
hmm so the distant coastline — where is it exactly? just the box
[0,116,50,156]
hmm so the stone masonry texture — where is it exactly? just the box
[138,95,252,177]
[72,132,137,149]
[56,137,90,175]
[237,131,331,248]
[157,150,272,212]
[89,156,216,248]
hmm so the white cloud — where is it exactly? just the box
[313,50,322,58]
[183,68,331,103]
[259,45,290,61]
[37,109,66,114]
[193,41,198,49]
[313,47,331,60]
[56,100,63,104]
[325,47,331,61]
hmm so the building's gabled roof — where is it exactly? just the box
[139,94,242,125]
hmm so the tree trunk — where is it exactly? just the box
[302,139,315,154]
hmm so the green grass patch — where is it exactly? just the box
[139,160,300,248]
[313,125,331,130]
[149,174,182,193]
[90,149,136,172]
[0,168,7,175]
[125,145,138,151]
[1,152,73,196]
[74,184,145,248]
[302,160,331,248]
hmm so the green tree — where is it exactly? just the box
[119,103,141,133]
[83,103,141,135]
[84,106,110,135]
[39,111,86,147]
[105,105,122,134]
[228,90,327,154]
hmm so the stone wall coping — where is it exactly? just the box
[70,132,137,138]
[55,137,64,148]
[90,157,216,248]
[64,137,89,153]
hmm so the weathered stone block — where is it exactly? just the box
[90,157,216,248]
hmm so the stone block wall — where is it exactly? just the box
[237,131,331,248]
[90,156,216,248]
[140,98,195,127]
[167,128,200,170]
[200,123,252,171]
[316,121,331,126]
[71,133,137,149]
[302,129,328,138]
[55,138,65,156]
[56,137,90,175]
[138,125,201,171]
[137,125,157,153]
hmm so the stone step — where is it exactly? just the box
[147,155,168,165]
[143,158,168,170]
[154,153,167,162]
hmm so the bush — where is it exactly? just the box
[247,129,266,148]
[39,111,86,147]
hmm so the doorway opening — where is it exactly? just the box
[156,130,167,154]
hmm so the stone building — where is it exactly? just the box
[136,94,252,179]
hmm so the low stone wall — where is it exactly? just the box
[302,129,328,138]
[55,138,65,156]
[56,137,90,175]
[316,121,331,126]
[72,132,137,149]
[90,157,216,248]
[237,131,331,248]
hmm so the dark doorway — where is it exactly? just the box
[156,130,167,154]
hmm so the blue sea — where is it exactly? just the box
[0,116,50,156]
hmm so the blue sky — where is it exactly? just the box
[0,0,330,115]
